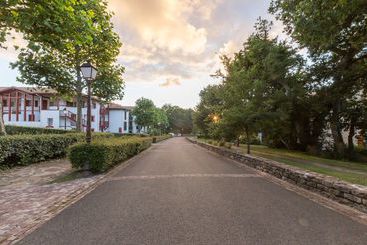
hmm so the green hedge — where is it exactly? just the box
[68,137,152,173]
[0,133,113,168]
[153,135,172,143]
[4,125,71,135]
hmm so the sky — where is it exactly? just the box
[0,0,282,109]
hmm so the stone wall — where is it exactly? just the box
[187,138,367,214]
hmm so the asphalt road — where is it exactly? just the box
[19,137,367,245]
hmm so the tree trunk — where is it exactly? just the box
[236,137,240,147]
[330,101,346,157]
[0,100,6,136]
[245,127,250,154]
[76,67,83,132]
[347,117,356,156]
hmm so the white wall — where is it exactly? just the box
[107,109,140,134]
[40,110,60,128]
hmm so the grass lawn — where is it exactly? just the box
[198,138,367,186]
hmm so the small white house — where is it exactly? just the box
[105,103,136,134]
[0,86,142,134]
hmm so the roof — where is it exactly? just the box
[108,103,135,111]
[0,86,57,95]
[0,86,101,101]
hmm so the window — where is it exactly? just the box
[91,116,95,122]
[34,100,39,107]
[124,122,127,131]
[47,118,53,127]
[119,127,122,133]
[124,111,127,120]
[26,100,31,106]
[2,100,7,107]
[93,102,96,109]
[28,114,34,121]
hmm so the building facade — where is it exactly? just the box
[0,87,140,134]
[107,103,140,134]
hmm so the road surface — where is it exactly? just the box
[19,137,367,245]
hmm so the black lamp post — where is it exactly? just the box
[80,61,97,144]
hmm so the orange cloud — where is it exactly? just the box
[159,77,181,87]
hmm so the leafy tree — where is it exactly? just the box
[270,0,367,156]
[152,108,169,135]
[132,98,156,132]
[214,19,310,152]
[1,0,102,133]
[193,85,223,137]
[162,104,193,134]
[11,0,124,131]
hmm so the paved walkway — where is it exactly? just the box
[18,138,367,245]
[0,159,71,188]
[0,159,104,244]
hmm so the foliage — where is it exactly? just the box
[68,137,152,172]
[132,97,156,130]
[193,85,223,137]
[162,104,193,134]
[152,108,169,134]
[269,0,367,156]
[4,125,71,135]
[6,0,124,131]
[0,132,113,168]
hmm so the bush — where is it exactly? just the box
[154,135,172,142]
[68,137,153,172]
[4,125,71,135]
[0,132,113,169]
[219,139,225,147]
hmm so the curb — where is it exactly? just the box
[187,137,367,216]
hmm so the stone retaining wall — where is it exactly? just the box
[187,138,367,214]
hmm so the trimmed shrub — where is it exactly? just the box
[4,125,71,135]
[0,132,114,168]
[69,137,152,172]
[154,135,172,143]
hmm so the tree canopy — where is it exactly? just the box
[194,4,367,160]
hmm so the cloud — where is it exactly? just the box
[109,0,209,55]
[159,77,181,87]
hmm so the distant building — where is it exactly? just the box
[107,103,143,134]
[0,86,140,134]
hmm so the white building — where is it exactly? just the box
[0,86,141,134]
[106,103,141,134]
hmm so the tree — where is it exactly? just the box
[214,19,310,152]
[0,0,95,49]
[1,0,102,133]
[162,104,193,134]
[0,100,6,135]
[11,0,124,131]
[270,0,367,156]
[132,98,156,132]
[193,85,223,137]
[152,108,169,135]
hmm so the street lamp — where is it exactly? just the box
[63,108,67,130]
[80,61,98,144]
